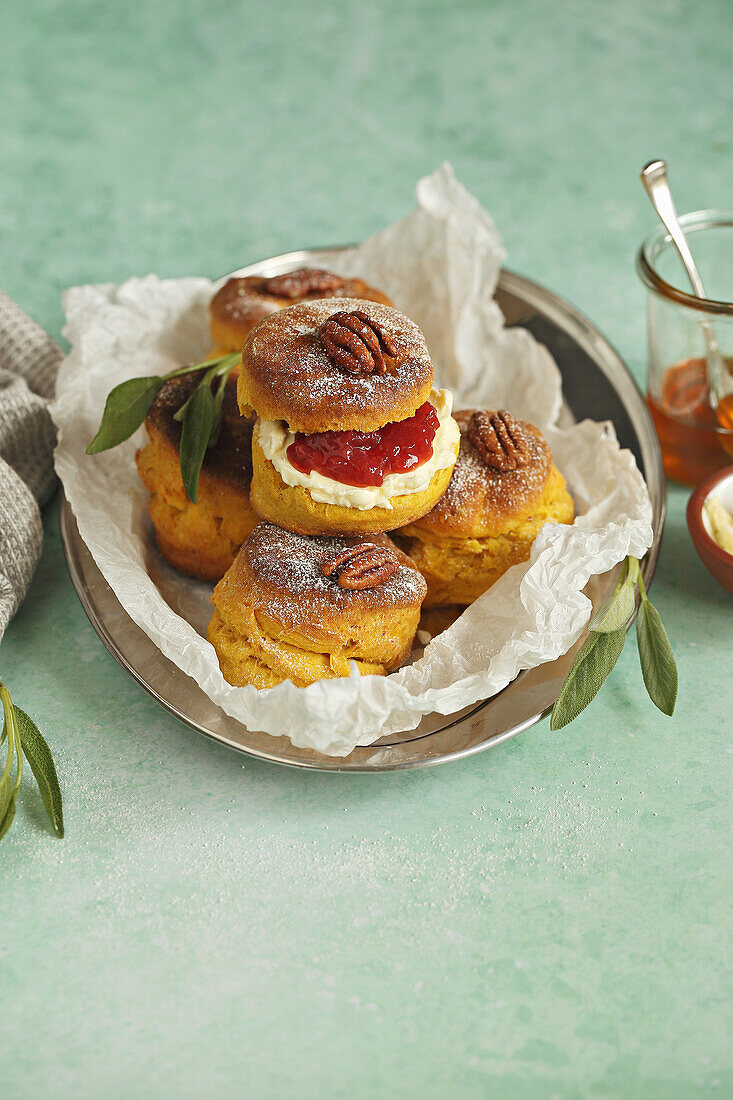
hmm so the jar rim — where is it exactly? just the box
[636,209,733,316]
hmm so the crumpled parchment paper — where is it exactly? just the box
[52,164,653,756]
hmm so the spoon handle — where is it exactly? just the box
[640,159,730,410]
[640,160,707,299]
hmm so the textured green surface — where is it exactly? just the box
[2,1,732,1096]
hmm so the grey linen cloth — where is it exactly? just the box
[0,290,62,640]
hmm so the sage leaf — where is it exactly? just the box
[636,599,678,716]
[0,795,16,842]
[1,686,14,773]
[550,627,627,731]
[0,771,12,828]
[207,371,229,449]
[590,578,636,633]
[86,376,163,454]
[15,707,64,838]
[0,696,15,821]
[173,369,212,424]
[179,381,215,502]
[172,387,198,423]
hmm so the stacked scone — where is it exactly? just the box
[209,293,458,686]
[133,265,575,690]
[240,299,460,535]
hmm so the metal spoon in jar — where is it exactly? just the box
[640,159,730,417]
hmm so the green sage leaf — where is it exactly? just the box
[636,599,678,716]
[174,356,237,426]
[86,376,163,454]
[179,381,215,502]
[590,577,636,633]
[0,794,16,842]
[550,627,627,731]
[1,685,14,779]
[0,686,17,841]
[0,770,12,828]
[207,371,229,449]
[15,707,64,838]
[173,396,192,423]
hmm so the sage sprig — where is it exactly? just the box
[86,352,240,503]
[550,555,677,730]
[0,682,64,843]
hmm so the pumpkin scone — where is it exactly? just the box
[394,409,575,607]
[135,369,258,582]
[209,267,392,356]
[207,522,427,688]
[240,299,460,536]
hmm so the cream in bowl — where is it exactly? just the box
[687,466,733,594]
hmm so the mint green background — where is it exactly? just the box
[2,2,732,1096]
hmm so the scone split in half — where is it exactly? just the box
[239,299,460,536]
[207,523,428,689]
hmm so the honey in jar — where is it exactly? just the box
[646,356,733,485]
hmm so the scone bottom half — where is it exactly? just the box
[394,409,576,608]
[207,523,428,690]
[250,423,459,537]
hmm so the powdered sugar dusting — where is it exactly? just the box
[422,409,552,531]
[213,273,390,324]
[243,523,427,614]
[243,299,433,429]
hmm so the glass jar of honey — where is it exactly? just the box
[637,210,733,486]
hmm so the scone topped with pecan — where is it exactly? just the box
[394,409,575,607]
[240,299,460,536]
[207,523,427,689]
[209,267,392,355]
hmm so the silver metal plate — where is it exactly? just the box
[59,251,665,771]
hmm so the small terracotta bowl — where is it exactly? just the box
[687,465,733,595]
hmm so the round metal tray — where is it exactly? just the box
[60,250,665,771]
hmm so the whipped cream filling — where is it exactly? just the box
[256,389,459,510]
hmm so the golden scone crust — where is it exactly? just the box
[394,410,575,607]
[207,524,427,688]
[135,371,258,582]
[210,270,393,354]
[249,427,458,536]
[238,299,434,433]
[403,410,557,536]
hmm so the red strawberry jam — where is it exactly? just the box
[287,401,440,488]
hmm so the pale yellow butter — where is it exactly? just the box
[704,495,733,555]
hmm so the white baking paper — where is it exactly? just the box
[52,164,653,756]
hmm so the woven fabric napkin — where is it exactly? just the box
[0,290,61,641]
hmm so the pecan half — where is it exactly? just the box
[468,410,532,472]
[261,268,346,300]
[319,310,397,375]
[321,543,399,590]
